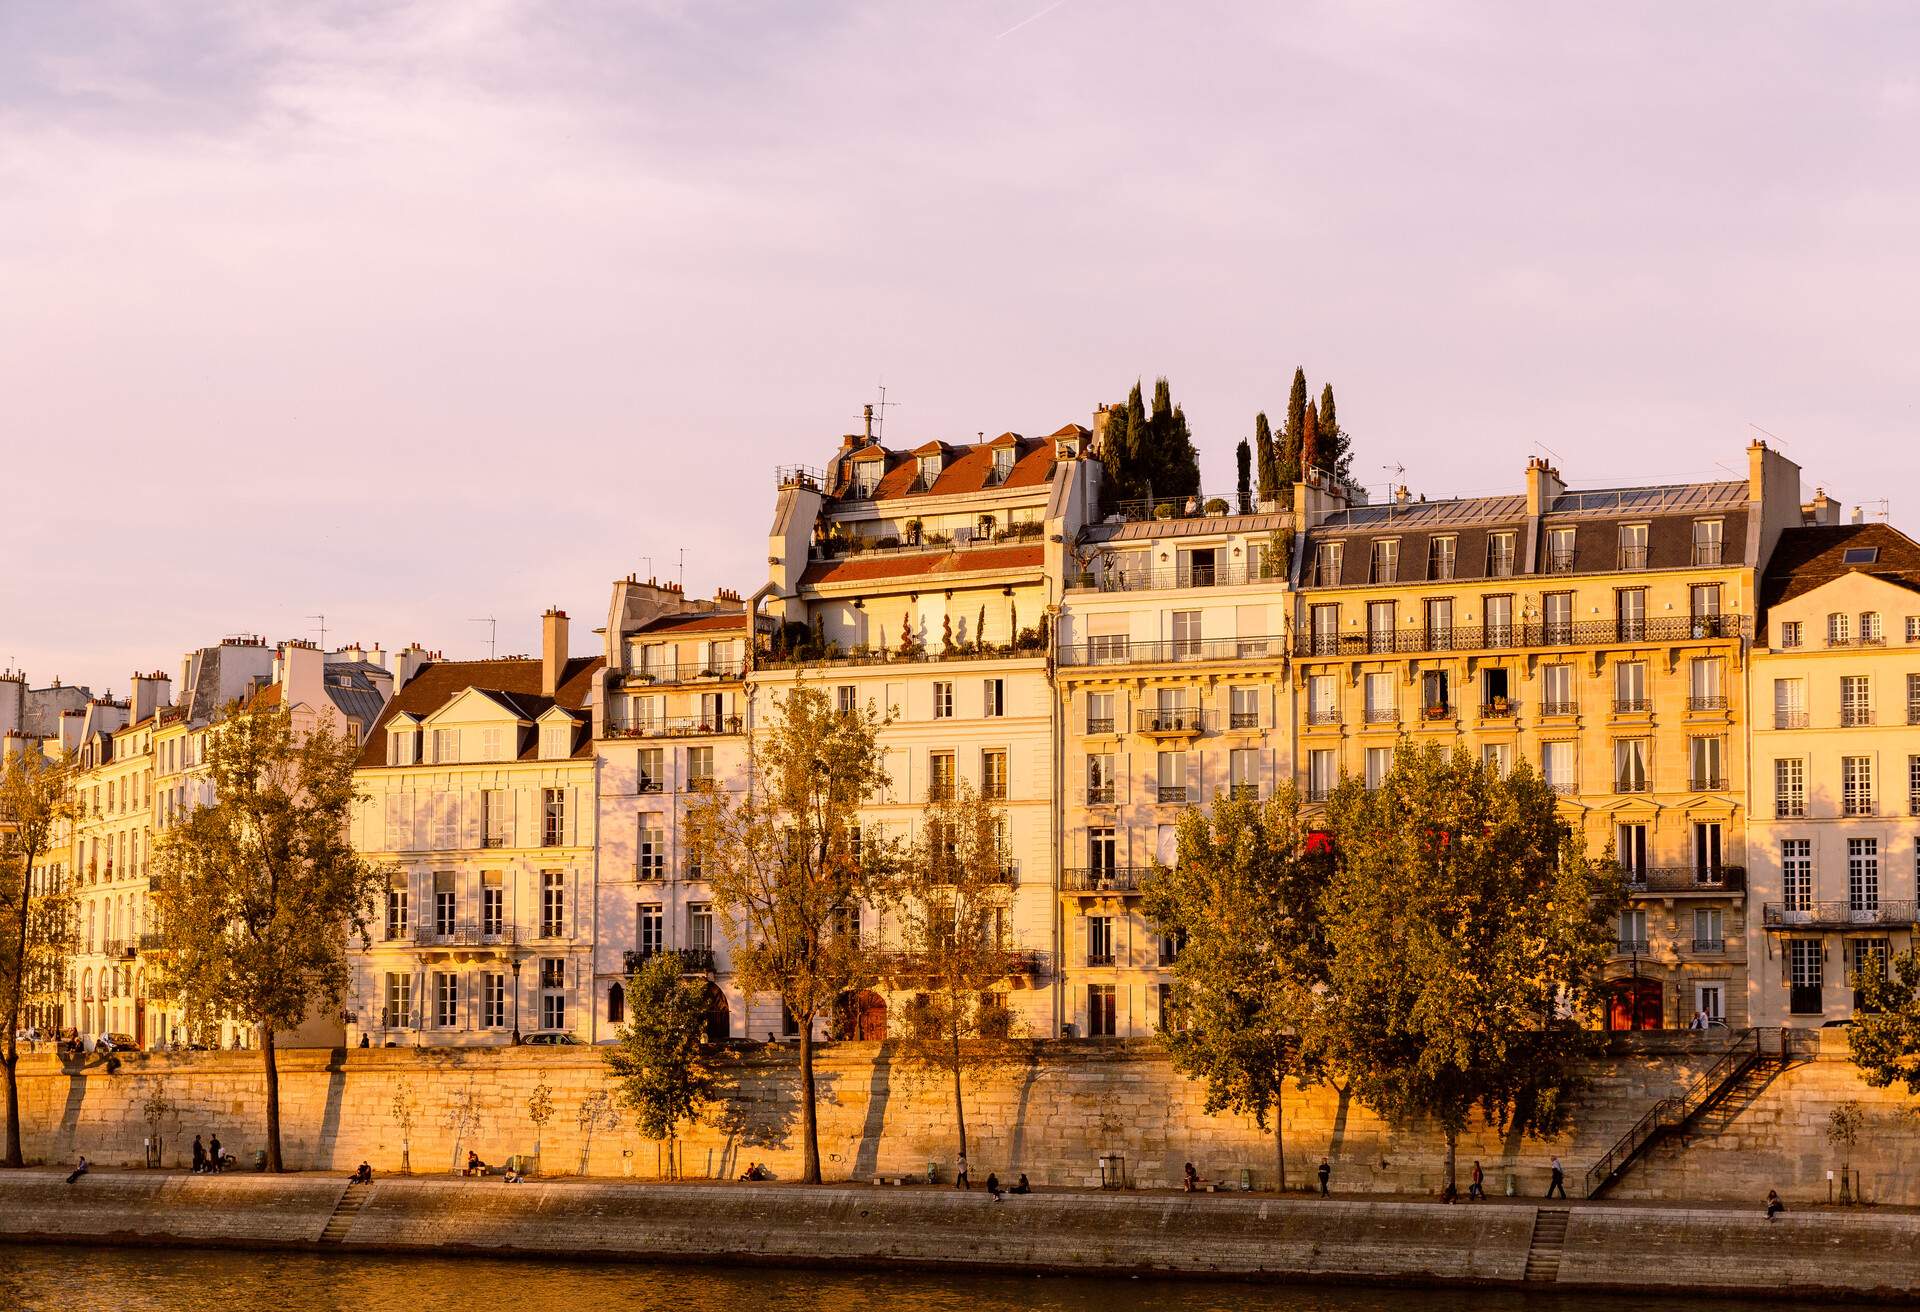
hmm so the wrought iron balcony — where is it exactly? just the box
[1059,637,1282,667]
[1364,707,1398,725]
[1692,543,1724,566]
[1688,695,1727,712]
[1539,700,1579,717]
[413,925,518,949]
[626,658,747,685]
[1764,901,1919,930]
[1229,784,1259,801]
[1086,951,1116,967]
[1229,711,1260,730]
[622,947,716,975]
[1614,697,1652,714]
[1068,563,1288,592]
[1619,546,1649,570]
[1479,699,1519,719]
[1776,712,1808,729]
[1061,866,1153,893]
[1691,937,1727,953]
[1085,785,1115,805]
[1306,708,1341,726]
[1157,785,1189,804]
[1085,717,1116,735]
[606,715,744,739]
[1293,615,1748,658]
[1136,709,1209,736]
[1614,937,1651,955]
[1620,865,1746,894]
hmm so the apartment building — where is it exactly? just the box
[1748,519,1920,1025]
[748,422,1102,1039]
[1051,491,1296,1037]
[349,612,600,1047]
[595,577,766,1042]
[1292,443,1805,1030]
[1,668,91,762]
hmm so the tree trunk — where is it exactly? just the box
[261,1022,283,1172]
[951,1012,968,1166]
[4,835,33,1169]
[1444,1129,1457,1194]
[1272,1089,1287,1193]
[798,1020,821,1183]
[2,1039,19,1169]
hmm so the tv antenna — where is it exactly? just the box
[870,383,899,442]
[678,547,686,591]
[1380,462,1406,505]
[307,614,328,649]
[469,616,497,660]
[1866,498,1891,522]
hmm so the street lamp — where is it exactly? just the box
[511,959,522,1044]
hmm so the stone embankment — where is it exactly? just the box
[0,1173,1914,1300]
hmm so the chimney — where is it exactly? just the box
[1395,484,1411,506]
[129,671,171,725]
[1851,506,1865,525]
[1524,457,1564,517]
[542,608,570,699]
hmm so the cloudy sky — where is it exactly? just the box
[5,1,1917,694]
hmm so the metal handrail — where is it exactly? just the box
[1059,637,1284,667]
[1584,1027,1777,1197]
[1061,866,1154,892]
[1294,614,1749,657]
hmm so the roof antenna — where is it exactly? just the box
[678,547,686,591]
[872,383,899,442]
[469,616,497,660]
[1380,462,1406,509]
[308,614,328,650]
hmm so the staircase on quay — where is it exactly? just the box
[319,1181,372,1245]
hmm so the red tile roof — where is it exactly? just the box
[356,655,603,768]
[838,436,1056,501]
[799,543,1044,587]
[633,612,749,635]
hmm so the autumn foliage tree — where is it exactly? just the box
[149,707,386,1171]
[684,681,893,1183]
[603,952,719,1176]
[0,748,78,1167]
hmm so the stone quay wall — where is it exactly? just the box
[12,1030,1918,1204]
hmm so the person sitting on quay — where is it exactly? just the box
[1766,1189,1785,1221]
[352,1162,374,1185]
[1182,1162,1199,1193]
[1010,1174,1030,1196]
[465,1150,489,1177]
[986,1172,1003,1202]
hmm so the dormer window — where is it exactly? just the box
[851,463,880,497]
[387,728,419,767]
[1313,541,1343,586]
[1370,539,1399,584]
[990,447,1015,485]
[1692,519,1724,566]
[540,721,573,760]
[916,453,941,490]
[431,729,460,765]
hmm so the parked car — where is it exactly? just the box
[522,1032,581,1046]
[101,1032,141,1052]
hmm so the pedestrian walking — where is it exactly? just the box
[209,1133,223,1173]
[1317,1157,1331,1197]
[1547,1156,1567,1199]
[65,1154,89,1185]
[1469,1160,1485,1200]
[191,1135,206,1173]
[955,1152,970,1190]
[1766,1189,1785,1221]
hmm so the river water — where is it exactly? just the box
[0,1248,1815,1312]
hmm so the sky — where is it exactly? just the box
[4,1,1918,695]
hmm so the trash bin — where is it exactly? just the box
[926,1160,938,1185]
[1240,1167,1253,1192]
[1099,1153,1126,1189]
[252,1149,267,1172]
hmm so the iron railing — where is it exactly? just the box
[626,658,747,683]
[1058,637,1283,667]
[775,465,825,490]
[1230,711,1260,730]
[1085,786,1115,805]
[1157,785,1189,803]
[1539,700,1579,717]
[1622,866,1746,893]
[1069,564,1288,592]
[1479,700,1520,719]
[1306,708,1341,726]
[1136,709,1211,734]
[605,716,744,738]
[622,947,716,974]
[1293,615,1748,658]
[1692,937,1727,952]
[1763,900,1919,929]
[413,925,517,948]
[1688,695,1727,712]
[1614,698,1652,714]
[1364,707,1399,724]
[1584,1028,1781,1198]
[1776,712,1808,729]
[1061,866,1154,893]
[1086,717,1116,735]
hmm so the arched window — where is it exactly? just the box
[607,982,624,1025]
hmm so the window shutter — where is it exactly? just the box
[1186,751,1201,803]
[566,787,580,847]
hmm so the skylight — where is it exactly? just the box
[1842,547,1879,565]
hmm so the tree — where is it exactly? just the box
[527,1078,554,1173]
[1142,789,1333,1191]
[1253,412,1279,506]
[1317,382,1354,485]
[390,1079,420,1174]
[1826,1100,1863,1203]
[442,1079,482,1174]
[1100,380,1151,506]
[1850,949,1920,1094]
[1235,439,1252,513]
[685,681,893,1183]
[1279,367,1309,484]
[1321,742,1622,1192]
[575,1090,621,1175]
[603,952,718,1175]
[148,706,387,1171]
[1147,378,1202,500]
[0,747,77,1168]
[888,782,1025,1169]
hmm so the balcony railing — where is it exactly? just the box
[1306,708,1341,726]
[1615,938,1651,955]
[1229,784,1259,801]
[1539,700,1578,717]
[1111,492,1242,523]
[626,658,747,684]
[776,465,826,491]
[1418,703,1454,722]
[1764,901,1920,930]
[638,777,664,794]
[1059,637,1283,667]
[1614,777,1650,794]
[1061,866,1153,893]
[1692,543,1724,566]
[1085,786,1115,805]
[1136,709,1209,735]
[621,947,717,974]
[1479,699,1519,719]
[1547,551,1576,573]
[1157,785,1189,804]
[1068,564,1288,593]
[1688,695,1727,712]
[1621,866,1747,894]
[636,858,669,881]
[1292,615,1749,658]
[137,931,168,952]
[1691,937,1727,953]
[605,715,744,739]
[1775,712,1808,729]
[1305,787,1333,804]
[1826,635,1886,649]
[413,925,518,949]
[1229,711,1260,730]
[1086,952,1116,967]
[1364,707,1398,725]
[1690,775,1727,792]
[1086,717,1116,735]
[1619,546,1649,570]
[1614,698,1651,714]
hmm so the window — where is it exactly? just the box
[1424,597,1454,649]
[1420,669,1451,718]
[1908,616,1920,643]
[1428,536,1457,580]
[1313,541,1343,586]
[1689,657,1724,710]
[385,877,409,941]
[540,870,565,939]
[1693,908,1725,951]
[1613,739,1649,793]
[1484,594,1514,646]
[1482,742,1512,778]
[1618,523,1648,570]
[983,678,1006,717]
[1616,822,1648,876]
[1086,754,1115,804]
[1542,741,1576,793]
[1231,685,1259,730]
[1547,526,1576,572]
[916,453,941,489]
[433,872,456,936]
[1843,546,1880,565]
[1486,532,1516,578]
[637,904,663,955]
[1843,756,1874,815]
[1230,749,1259,800]
[1780,620,1803,649]
[836,685,857,714]
[637,748,664,794]
[1088,827,1116,873]
[1540,664,1575,716]
[481,872,503,936]
[1309,604,1340,654]
[1087,984,1117,1037]
[1862,612,1885,643]
[1364,672,1396,723]
[1909,675,1920,725]
[1370,539,1399,583]
[482,973,506,1028]
[1367,601,1396,654]
[542,788,566,846]
[1689,737,1724,790]
[1849,838,1881,913]
[686,745,714,788]
[539,958,566,1031]
[1782,840,1812,913]
[1775,678,1806,729]
[1308,674,1338,725]
[1481,666,1512,713]
[990,445,1015,485]
[431,728,461,765]
[387,729,418,767]
[928,752,955,801]
[1308,750,1337,802]
[384,973,413,1029]
[1910,755,1920,814]
[1087,915,1114,967]
[1775,759,1805,817]
[434,972,458,1028]
[1618,909,1648,953]
[1542,591,1574,645]
[1171,610,1203,659]
[1692,519,1723,566]
[1828,675,1873,731]
[638,822,666,878]
[1694,821,1723,875]
[1616,588,1647,641]
[981,749,1008,800]
[1364,746,1394,791]
[1157,751,1187,804]
[689,904,714,950]
[932,681,954,719]
[1828,612,1851,646]
[1789,940,1823,1014]
[1614,661,1648,713]
[1086,692,1115,735]
[541,722,572,760]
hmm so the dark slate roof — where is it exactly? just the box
[322,662,390,730]
[1761,523,1920,609]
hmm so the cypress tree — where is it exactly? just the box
[1235,438,1252,513]
[1279,367,1308,485]
[1317,382,1352,484]
[1164,399,1200,499]
[1254,412,1278,505]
